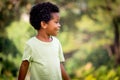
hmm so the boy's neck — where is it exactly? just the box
[36,30,52,42]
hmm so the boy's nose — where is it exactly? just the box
[58,23,61,28]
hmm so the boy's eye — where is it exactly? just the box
[55,21,59,23]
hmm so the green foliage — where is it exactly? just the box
[86,48,111,68]
[0,0,120,79]
[0,20,35,79]
[71,64,120,80]
[6,21,36,53]
[65,47,112,78]
[0,53,18,80]
[58,32,80,53]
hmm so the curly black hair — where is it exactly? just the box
[29,2,59,30]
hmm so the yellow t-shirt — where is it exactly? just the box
[22,36,65,80]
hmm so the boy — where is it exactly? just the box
[18,2,70,80]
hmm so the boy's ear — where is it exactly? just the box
[40,21,47,29]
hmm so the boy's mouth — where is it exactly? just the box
[57,29,60,33]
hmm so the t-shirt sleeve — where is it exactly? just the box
[58,42,65,62]
[22,44,32,62]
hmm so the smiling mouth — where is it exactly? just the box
[56,30,59,33]
[57,29,60,33]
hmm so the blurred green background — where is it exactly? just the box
[0,0,120,80]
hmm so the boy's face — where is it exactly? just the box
[45,13,61,36]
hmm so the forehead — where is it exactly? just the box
[51,13,60,19]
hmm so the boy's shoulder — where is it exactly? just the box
[52,36,60,42]
[25,36,60,45]
[26,37,36,45]
[52,36,58,40]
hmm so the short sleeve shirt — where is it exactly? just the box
[22,36,65,80]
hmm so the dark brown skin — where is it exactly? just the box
[18,61,70,80]
[60,63,71,80]
[18,60,29,80]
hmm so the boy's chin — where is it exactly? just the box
[52,34,57,36]
[51,33,58,36]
